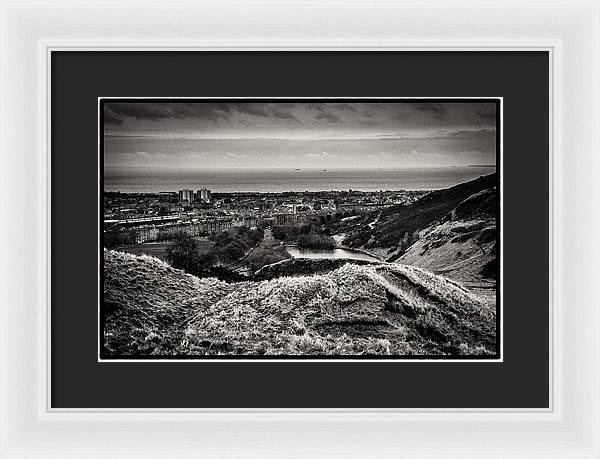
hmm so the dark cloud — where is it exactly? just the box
[103,102,301,125]
[104,103,228,125]
[415,103,448,119]
[108,103,176,122]
[315,111,340,123]
[103,101,499,133]
[476,106,497,120]
[230,104,269,118]
[269,106,301,123]
[305,103,344,123]
[103,106,123,126]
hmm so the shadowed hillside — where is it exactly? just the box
[103,250,497,357]
[398,187,497,288]
[341,173,497,256]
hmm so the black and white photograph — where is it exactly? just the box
[101,98,500,359]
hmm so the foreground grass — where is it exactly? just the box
[103,249,496,357]
[103,250,234,355]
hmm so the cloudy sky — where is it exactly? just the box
[103,101,497,170]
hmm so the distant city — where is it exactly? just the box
[103,186,427,244]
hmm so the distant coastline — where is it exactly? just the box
[104,165,497,194]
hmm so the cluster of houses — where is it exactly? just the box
[103,188,427,244]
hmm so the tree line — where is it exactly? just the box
[272,221,336,250]
[165,226,292,281]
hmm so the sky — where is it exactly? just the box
[103,101,498,170]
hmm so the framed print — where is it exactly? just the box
[1,1,599,458]
[55,53,532,410]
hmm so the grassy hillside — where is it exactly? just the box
[103,249,496,357]
[398,187,497,288]
[103,249,235,355]
[341,173,497,254]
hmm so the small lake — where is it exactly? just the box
[285,246,379,261]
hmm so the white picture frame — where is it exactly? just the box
[0,0,598,457]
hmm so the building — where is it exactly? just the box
[274,213,297,225]
[178,189,195,203]
[197,187,212,203]
[282,203,299,214]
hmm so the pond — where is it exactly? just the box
[285,245,379,261]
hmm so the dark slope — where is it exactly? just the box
[343,173,497,254]
[398,187,497,287]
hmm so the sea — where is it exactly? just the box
[103,166,497,194]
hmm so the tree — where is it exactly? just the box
[197,249,217,267]
[257,220,271,230]
[297,230,335,250]
[246,242,291,272]
[103,225,136,248]
[209,226,266,264]
[166,232,201,273]
[397,228,420,255]
[271,225,287,241]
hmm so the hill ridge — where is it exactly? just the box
[341,173,497,253]
[103,249,496,357]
